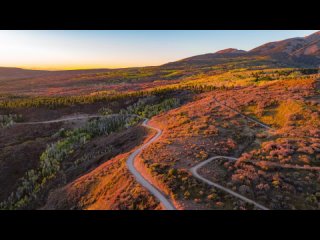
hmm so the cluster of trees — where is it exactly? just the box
[0,114,22,128]
[121,97,181,118]
[299,68,319,75]
[85,67,188,83]
[0,91,148,109]
[250,68,319,83]
[0,79,231,110]
[0,114,135,209]
[251,72,274,82]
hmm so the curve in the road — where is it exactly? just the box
[13,107,270,210]
[126,119,176,210]
[190,156,269,210]
[15,114,176,210]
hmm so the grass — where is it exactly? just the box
[244,100,305,128]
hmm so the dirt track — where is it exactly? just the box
[126,119,176,210]
[190,156,269,210]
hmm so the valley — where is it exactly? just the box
[0,31,320,210]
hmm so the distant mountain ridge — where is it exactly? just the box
[1,31,319,77]
[164,31,320,69]
[249,31,320,56]
[215,48,247,54]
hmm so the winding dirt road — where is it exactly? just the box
[126,119,176,210]
[14,113,176,209]
[190,156,269,210]
[187,98,270,210]
[190,98,320,209]
[11,104,271,210]
[15,114,102,125]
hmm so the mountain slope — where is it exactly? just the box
[164,31,320,69]
[250,31,320,57]
[249,37,307,55]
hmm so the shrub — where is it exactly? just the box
[168,168,177,177]
[98,107,113,115]
[184,191,191,199]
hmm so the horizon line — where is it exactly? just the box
[0,64,162,71]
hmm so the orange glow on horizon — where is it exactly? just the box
[5,63,157,71]
[1,30,318,71]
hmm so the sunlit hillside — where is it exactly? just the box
[0,31,319,210]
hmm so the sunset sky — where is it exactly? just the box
[0,30,318,70]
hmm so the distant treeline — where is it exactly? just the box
[0,83,227,109]
[298,68,319,75]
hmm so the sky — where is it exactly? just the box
[0,30,318,70]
